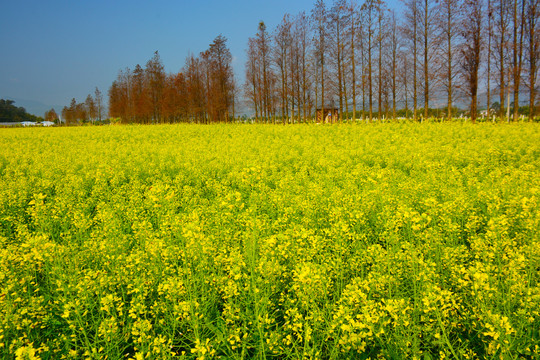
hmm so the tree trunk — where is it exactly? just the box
[351,4,357,121]
[424,0,429,121]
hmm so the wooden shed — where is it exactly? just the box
[316,107,339,123]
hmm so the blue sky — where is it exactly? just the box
[0,0,399,116]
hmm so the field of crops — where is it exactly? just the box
[0,123,539,359]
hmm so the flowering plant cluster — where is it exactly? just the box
[0,123,538,359]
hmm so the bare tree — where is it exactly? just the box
[245,38,261,121]
[437,0,461,120]
[362,0,378,121]
[390,10,399,119]
[328,0,352,121]
[494,0,511,119]
[256,22,273,122]
[85,94,97,123]
[290,18,300,123]
[94,87,103,122]
[402,0,420,120]
[292,12,312,122]
[184,54,206,122]
[525,0,540,119]
[208,35,235,122]
[512,0,526,121]
[359,14,367,120]
[275,15,293,123]
[419,0,439,120]
[145,52,165,123]
[312,0,328,122]
[132,64,148,123]
[487,0,493,117]
[108,68,133,123]
[461,0,483,123]
[328,0,351,121]
[399,48,412,118]
[349,0,360,120]
[377,0,388,120]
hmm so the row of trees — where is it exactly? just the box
[59,0,538,124]
[108,37,236,124]
[61,88,104,125]
[244,0,540,123]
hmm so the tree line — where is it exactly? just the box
[108,36,236,124]
[244,0,539,123]
[62,0,538,124]
[60,88,104,125]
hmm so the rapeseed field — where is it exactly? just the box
[0,123,539,359]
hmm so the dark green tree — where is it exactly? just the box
[0,99,42,123]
